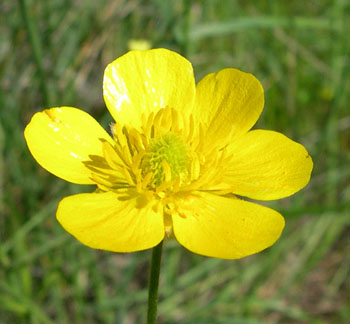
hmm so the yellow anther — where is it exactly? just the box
[160,107,172,131]
[111,123,128,147]
[131,151,146,172]
[129,128,145,152]
[121,145,133,166]
[143,112,154,139]
[153,108,164,136]
[161,160,172,183]
[102,141,122,170]
[156,180,173,193]
[142,172,153,189]
[187,114,194,142]
[173,177,181,192]
[171,108,180,133]
[93,109,218,194]
[190,153,201,181]
[122,167,135,186]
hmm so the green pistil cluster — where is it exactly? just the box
[142,133,188,187]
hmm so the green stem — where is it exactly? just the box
[147,240,163,324]
[18,0,50,107]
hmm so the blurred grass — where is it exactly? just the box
[0,0,349,323]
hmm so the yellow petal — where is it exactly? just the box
[224,130,313,200]
[172,192,284,259]
[194,68,264,144]
[57,190,164,252]
[24,107,114,184]
[103,48,196,129]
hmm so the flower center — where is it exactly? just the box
[85,107,229,196]
[142,133,187,187]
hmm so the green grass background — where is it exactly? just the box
[0,0,349,323]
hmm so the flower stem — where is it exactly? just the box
[147,240,163,324]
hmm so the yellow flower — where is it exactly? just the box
[128,39,152,51]
[24,49,313,259]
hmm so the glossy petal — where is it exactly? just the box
[103,48,196,129]
[172,192,284,259]
[24,107,114,184]
[57,190,164,252]
[194,68,264,143]
[224,130,313,200]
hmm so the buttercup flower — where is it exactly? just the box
[128,39,152,51]
[24,49,312,259]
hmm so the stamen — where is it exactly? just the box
[121,145,133,166]
[190,152,201,181]
[161,160,172,183]
[122,167,135,186]
[156,180,174,193]
[173,177,181,193]
[186,114,194,143]
[134,168,143,186]
[143,112,154,139]
[102,141,123,170]
[122,127,135,157]
[171,108,180,133]
[153,108,164,137]
[141,172,153,189]
[92,106,228,199]
[160,107,172,131]
[90,174,112,189]
[131,151,146,172]
[111,123,127,147]
[129,128,145,152]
